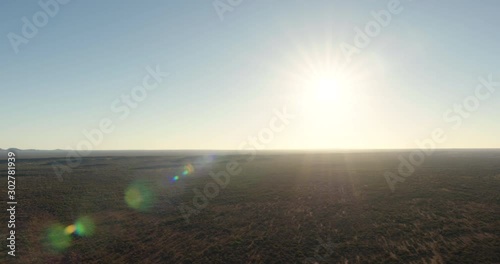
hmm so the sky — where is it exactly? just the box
[1,0,499,150]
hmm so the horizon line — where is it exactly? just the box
[3,148,500,152]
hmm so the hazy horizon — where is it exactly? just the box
[4,147,500,151]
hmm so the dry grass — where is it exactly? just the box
[2,151,499,263]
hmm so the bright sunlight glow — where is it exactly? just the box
[300,72,356,118]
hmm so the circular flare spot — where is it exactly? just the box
[125,181,154,211]
[46,224,72,251]
[74,216,95,237]
[183,164,195,176]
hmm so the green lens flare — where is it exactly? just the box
[74,216,96,237]
[125,181,154,211]
[184,164,194,175]
[45,224,72,251]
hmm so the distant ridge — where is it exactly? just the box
[6,148,21,152]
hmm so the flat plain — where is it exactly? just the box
[2,150,500,263]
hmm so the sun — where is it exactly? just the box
[314,78,338,99]
[271,35,381,148]
[298,71,356,117]
[307,76,345,104]
[282,52,375,148]
[292,70,373,148]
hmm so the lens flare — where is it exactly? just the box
[125,181,154,211]
[64,224,76,235]
[74,216,95,237]
[183,163,195,176]
[173,175,179,181]
[45,224,72,251]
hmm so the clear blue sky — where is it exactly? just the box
[1,0,499,150]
